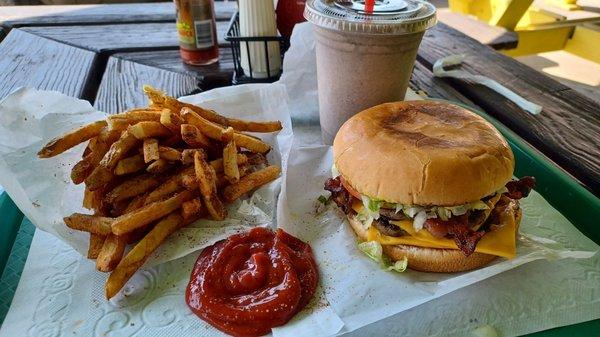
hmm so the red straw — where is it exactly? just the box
[365,0,375,13]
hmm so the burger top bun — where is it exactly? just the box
[333,101,514,206]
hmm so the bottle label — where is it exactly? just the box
[175,0,215,51]
[193,19,215,49]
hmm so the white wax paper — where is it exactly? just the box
[277,145,597,335]
[0,83,293,266]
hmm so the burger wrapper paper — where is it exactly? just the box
[0,84,293,267]
[276,145,599,336]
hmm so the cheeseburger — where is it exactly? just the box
[324,101,535,272]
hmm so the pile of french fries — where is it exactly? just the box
[37,85,282,299]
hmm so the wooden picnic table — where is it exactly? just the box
[0,1,599,198]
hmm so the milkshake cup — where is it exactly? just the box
[304,0,436,144]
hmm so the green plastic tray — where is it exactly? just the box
[0,103,598,334]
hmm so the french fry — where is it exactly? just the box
[98,128,124,144]
[181,108,271,154]
[124,193,148,213]
[100,131,139,168]
[82,187,104,212]
[161,133,183,147]
[83,186,95,210]
[110,199,131,217]
[38,120,107,158]
[106,212,189,299]
[144,172,186,204]
[128,121,171,139]
[227,118,283,133]
[180,156,249,191]
[181,171,198,191]
[71,128,120,184]
[111,190,194,235]
[142,138,160,163]
[108,109,162,122]
[114,154,145,175]
[160,109,183,132]
[181,149,206,165]
[182,198,203,220]
[232,132,271,154]
[107,118,133,132]
[83,137,96,156]
[222,165,281,203]
[222,127,239,184]
[126,224,153,244]
[107,110,162,132]
[96,234,127,272]
[146,158,172,173]
[86,131,139,190]
[221,126,234,142]
[208,154,247,173]
[88,233,106,259]
[72,154,96,185]
[104,173,161,204]
[194,152,227,220]
[143,85,167,108]
[181,124,214,149]
[159,146,182,161]
[64,213,113,236]
[181,108,224,139]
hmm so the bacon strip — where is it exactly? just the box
[425,215,486,256]
[505,176,536,200]
[324,177,354,216]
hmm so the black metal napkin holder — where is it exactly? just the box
[225,12,289,84]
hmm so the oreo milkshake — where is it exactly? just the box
[304,0,436,144]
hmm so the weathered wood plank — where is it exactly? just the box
[21,21,228,54]
[114,47,234,91]
[0,29,98,101]
[418,23,600,195]
[410,61,481,110]
[436,9,518,50]
[0,1,236,27]
[94,56,201,114]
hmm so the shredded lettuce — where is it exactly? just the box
[361,195,381,220]
[355,213,374,228]
[403,205,424,218]
[413,210,427,231]
[317,195,330,205]
[395,203,403,214]
[331,163,340,178]
[368,198,382,213]
[358,241,408,273]
[386,257,408,272]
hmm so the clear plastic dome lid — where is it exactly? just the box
[304,0,437,35]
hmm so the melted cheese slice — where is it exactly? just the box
[352,202,516,258]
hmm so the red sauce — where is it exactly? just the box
[186,227,319,337]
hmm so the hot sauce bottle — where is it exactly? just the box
[174,0,219,65]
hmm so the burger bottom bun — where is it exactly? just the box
[348,213,520,273]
